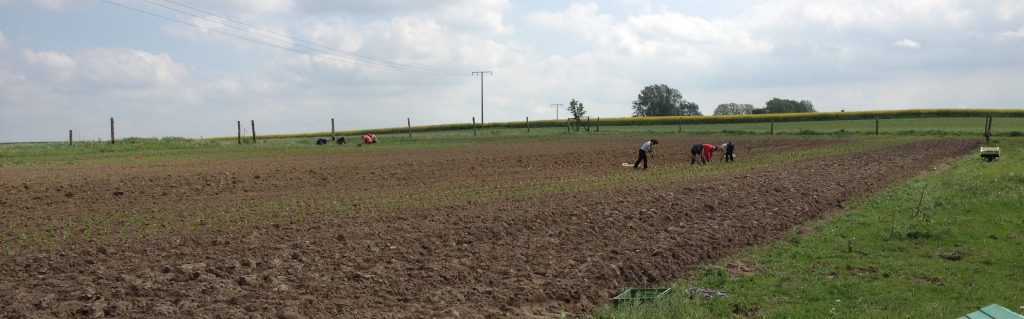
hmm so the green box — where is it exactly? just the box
[980,147,1000,162]
[612,288,672,307]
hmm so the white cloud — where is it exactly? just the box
[164,16,294,50]
[526,3,770,66]
[171,0,294,15]
[19,47,194,100]
[1001,26,1024,38]
[994,0,1024,22]
[31,0,70,10]
[300,10,522,74]
[893,38,921,49]
[432,0,513,35]
[207,78,243,94]
[741,0,970,30]
[76,48,189,87]
[2,1,1024,142]
[297,0,471,15]
[22,49,77,81]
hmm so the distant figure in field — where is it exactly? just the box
[316,138,329,145]
[690,143,718,165]
[633,139,658,170]
[360,134,378,145]
[336,136,347,145]
[720,141,737,161]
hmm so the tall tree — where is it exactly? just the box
[754,98,816,114]
[713,103,754,115]
[632,84,702,116]
[567,99,587,131]
[567,99,586,120]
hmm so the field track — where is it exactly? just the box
[0,137,975,318]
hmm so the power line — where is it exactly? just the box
[151,0,460,76]
[98,0,465,77]
[491,75,548,107]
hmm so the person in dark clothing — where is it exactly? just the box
[690,143,704,165]
[634,139,658,170]
[725,142,735,162]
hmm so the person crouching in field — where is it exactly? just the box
[634,139,658,170]
[690,143,718,165]
[360,133,378,145]
[719,142,735,162]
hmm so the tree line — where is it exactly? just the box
[629,83,816,116]
[562,83,815,123]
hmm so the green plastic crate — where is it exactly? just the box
[612,288,672,307]
[980,147,1000,162]
[958,304,1024,319]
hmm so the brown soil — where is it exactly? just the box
[0,136,833,220]
[0,138,976,318]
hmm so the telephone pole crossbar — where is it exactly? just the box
[551,104,564,120]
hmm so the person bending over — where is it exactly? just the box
[634,139,658,170]
[701,143,718,163]
[690,143,704,165]
[361,133,378,144]
[691,143,718,165]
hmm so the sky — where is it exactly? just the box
[1,0,1023,142]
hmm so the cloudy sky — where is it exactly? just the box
[1,0,1022,142]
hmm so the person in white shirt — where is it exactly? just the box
[634,139,659,170]
[723,142,735,162]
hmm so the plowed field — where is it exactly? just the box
[0,136,975,318]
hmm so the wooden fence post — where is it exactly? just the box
[110,117,115,144]
[989,116,994,133]
[251,120,256,143]
[596,117,600,132]
[331,118,336,140]
[237,121,241,144]
[407,118,412,138]
[567,119,571,132]
[770,121,774,135]
[69,130,73,145]
[984,116,993,143]
[526,116,530,133]
[473,117,477,136]
[875,117,879,135]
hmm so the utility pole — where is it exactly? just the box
[551,104,563,120]
[471,71,492,125]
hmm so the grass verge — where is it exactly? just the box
[596,137,1024,318]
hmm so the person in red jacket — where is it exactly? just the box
[360,133,378,144]
[690,143,719,165]
[702,143,717,163]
